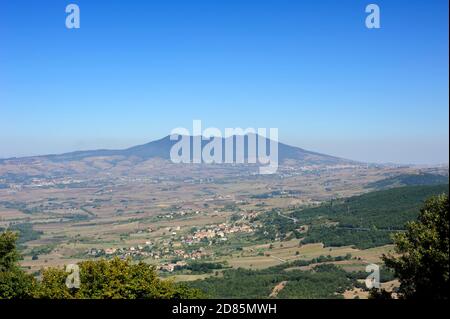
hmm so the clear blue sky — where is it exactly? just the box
[0,0,448,164]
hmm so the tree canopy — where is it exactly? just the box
[381,193,449,299]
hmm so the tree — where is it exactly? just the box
[0,267,37,299]
[368,288,393,300]
[0,231,20,272]
[0,231,36,299]
[36,258,204,299]
[382,194,449,299]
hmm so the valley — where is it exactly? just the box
[0,138,448,298]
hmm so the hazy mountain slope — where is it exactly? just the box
[364,173,449,190]
[2,135,352,166]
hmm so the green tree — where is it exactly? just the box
[382,194,449,299]
[0,231,36,299]
[0,231,20,271]
[36,258,204,299]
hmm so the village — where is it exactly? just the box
[84,213,259,273]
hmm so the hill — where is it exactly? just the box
[1,135,352,166]
[289,184,450,249]
[365,173,449,190]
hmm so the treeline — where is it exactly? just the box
[302,227,395,249]
[365,173,448,190]
[176,262,226,274]
[0,223,42,245]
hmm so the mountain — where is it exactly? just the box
[0,135,353,166]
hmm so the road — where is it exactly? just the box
[277,211,298,223]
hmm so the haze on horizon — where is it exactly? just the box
[1,0,448,165]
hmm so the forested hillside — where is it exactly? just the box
[295,184,449,248]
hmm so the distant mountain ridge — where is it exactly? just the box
[1,135,354,166]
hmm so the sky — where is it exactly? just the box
[0,0,448,164]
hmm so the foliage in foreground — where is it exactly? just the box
[379,193,449,299]
[0,231,37,299]
[0,231,202,299]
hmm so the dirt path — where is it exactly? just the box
[269,281,288,298]
[277,211,298,223]
[269,255,287,263]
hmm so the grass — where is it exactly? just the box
[218,240,391,270]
